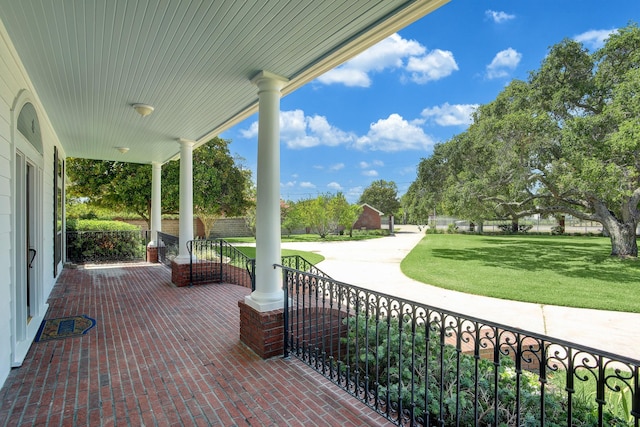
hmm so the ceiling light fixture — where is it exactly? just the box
[116,147,130,154]
[132,103,154,117]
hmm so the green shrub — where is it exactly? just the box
[66,220,146,262]
[425,224,442,234]
[66,219,141,231]
[352,228,390,237]
[341,314,631,426]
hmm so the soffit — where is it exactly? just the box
[0,0,448,164]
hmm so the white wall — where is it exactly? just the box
[0,18,63,388]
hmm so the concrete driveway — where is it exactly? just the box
[282,225,640,360]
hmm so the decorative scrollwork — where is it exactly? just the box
[279,265,640,427]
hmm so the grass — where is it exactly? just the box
[224,231,387,244]
[234,246,325,265]
[400,233,640,313]
[547,368,635,425]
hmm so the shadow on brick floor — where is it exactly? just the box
[0,263,391,427]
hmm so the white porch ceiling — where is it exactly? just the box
[0,0,448,164]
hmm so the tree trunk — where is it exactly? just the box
[606,222,638,257]
[199,214,220,239]
[511,219,519,233]
[594,199,638,258]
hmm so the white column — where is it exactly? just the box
[176,138,195,261]
[245,71,289,312]
[149,161,162,246]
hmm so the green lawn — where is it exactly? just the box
[401,234,640,313]
[225,231,387,244]
[235,246,325,265]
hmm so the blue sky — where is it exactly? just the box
[222,0,639,203]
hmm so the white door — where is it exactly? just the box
[12,150,45,366]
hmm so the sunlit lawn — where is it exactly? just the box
[401,233,640,313]
[234,246,324,265]
[225,231,386,244]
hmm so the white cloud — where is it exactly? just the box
[318,33,425,87]
[317,33,457,87]
[486,48,522,79]
[349,33,426,70]
[485,10,515,23]
[241,109,356,149]
[327,182,343,190]
[574,29,616,50]
[329,163,345,171]
[346,186,364,202]
[282,181,296,188]
[421,103,478,126]
[242,110,434,153]
[240,121,259,138]
[359,160,384,169]
[306,115,353,146]
[362,170,379,177]
[300,181,316,189]
[281,110,355,149]
[316,68,371,87]
[355,114,434,152]
[406,49,459,83]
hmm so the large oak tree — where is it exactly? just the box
[407,23,640,257]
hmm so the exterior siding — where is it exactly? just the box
[0,24,16,389]
[0,19,62,387]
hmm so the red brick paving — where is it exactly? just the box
[0,263,392,426]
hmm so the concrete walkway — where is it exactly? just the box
[282,225,640,361]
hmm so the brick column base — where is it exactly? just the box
[238,300,284,359]
[171,259,191,287]
[146,246,159,263]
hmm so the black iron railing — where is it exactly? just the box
[157,232,179,267]
[66,230,151,263]
[185,241,332,290]
[278,265,640,427]
[187,239,255,288]
[281,255,332,280]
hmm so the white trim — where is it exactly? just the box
[10,90,48,367]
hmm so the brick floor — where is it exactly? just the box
[0,263,392,427]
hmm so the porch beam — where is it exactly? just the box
[244,71,289,312]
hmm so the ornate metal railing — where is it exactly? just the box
[66,230,151,263]
[157,232,179,267]
[187,239,255,288]
[185,241,332,290]
[278,265,640,427]
[281,255,332,280]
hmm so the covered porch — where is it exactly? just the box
[0,263,390,426]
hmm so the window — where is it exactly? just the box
[53,147,63,275]
[17,102,42,154]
